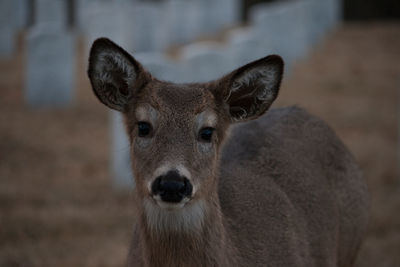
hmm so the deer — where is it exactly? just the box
[87,38,369,267]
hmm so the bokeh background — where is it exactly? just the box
[0,0,399,266]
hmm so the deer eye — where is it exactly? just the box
[138,122,152,137]
[199,127,214,142]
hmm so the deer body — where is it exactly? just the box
[87,38,369,267]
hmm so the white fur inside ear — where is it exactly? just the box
[229,65,279,101]
[89,47,139,111]
[94,49,136,87]
[225,64,281,122]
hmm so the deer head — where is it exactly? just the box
[87,38,283,232]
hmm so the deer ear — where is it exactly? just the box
[87,38,150,112]
[216,55,284,122]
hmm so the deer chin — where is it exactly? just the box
[143,198,207,233]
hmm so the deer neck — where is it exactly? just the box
[138,194,237,267]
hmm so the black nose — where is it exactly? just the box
[151,170,193,203]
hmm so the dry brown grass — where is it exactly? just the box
[0,22,399,266]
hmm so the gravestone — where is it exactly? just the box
[135,52,179,82]
[25,25,75,107]
[0,0,20,58]
[110,110,135,189]
[181,0,206,43]
[180,42,229,83]
[128,2,168,52]
[305,0,329,45]
[35,0,68,30]
[163,0,240,48]
[0,26,15,58]
[83,1,167,55]
[227,28,270,68]
[75,0,89,33]
[280,0,311,63]
[249,0,322,68]
[327,0,343,31]
[16,0,29,29]
[163,0,200,46]
[25,0,76,107]
[213,0,241,30]
[83,1,127,57]
[250,2,294,65]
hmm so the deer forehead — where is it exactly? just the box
[148,83,215,111]
[134,84,218,127]
[135,103,218,128]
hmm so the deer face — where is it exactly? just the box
[125,82,227,210]
[87,38,283,215]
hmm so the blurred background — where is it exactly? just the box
[0,0,399,266]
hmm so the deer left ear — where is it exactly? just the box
[216,55,284,122]
[87,38,150,112]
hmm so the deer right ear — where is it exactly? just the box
[215,55,284,122]
[87,38,150,112]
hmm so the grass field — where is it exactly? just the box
[0,22,399,266]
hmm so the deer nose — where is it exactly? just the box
[151,170,193,203]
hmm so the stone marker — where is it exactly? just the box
[129,2,168,52]
[213,0,241,30]
[135,52,179,82]
[250,2,293,64]
[83,1,127,58]
[16,0,29,30]
[180,42,230,83]
[0,25,16,58]
[327,0,343,31]
[83,1,167,55]
[110,110,135,189]
[25,25,75,107]
[35,0,68,30]
[0,0,20,58]
[249,0,327,68]
[227,28,270,68]
[163,0,196,46]
[306,0,329,45]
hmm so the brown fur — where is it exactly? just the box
[87,38,369,267]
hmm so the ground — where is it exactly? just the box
[0,22,399,267]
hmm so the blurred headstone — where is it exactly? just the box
[16,0,29,29]
[250,1,294,65]
[327,0,343,30]
[110,111,134,189]
[305,0,329,45]
[35,0,68,30]
[135,52,179,82]
[0,25,16,58]
[163,0,197,46]
[214,0,241,30]
[25,0,75,107]
[282,0,312,63]
[83,1,161,57]
[83,1,129,59]
[25,25,75,107]
[0,0,22,58]
[180,42,229,83]
[162,0,241,48]
[128,2,168,52]
[248,0,339,67]
[227,28,268,68]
